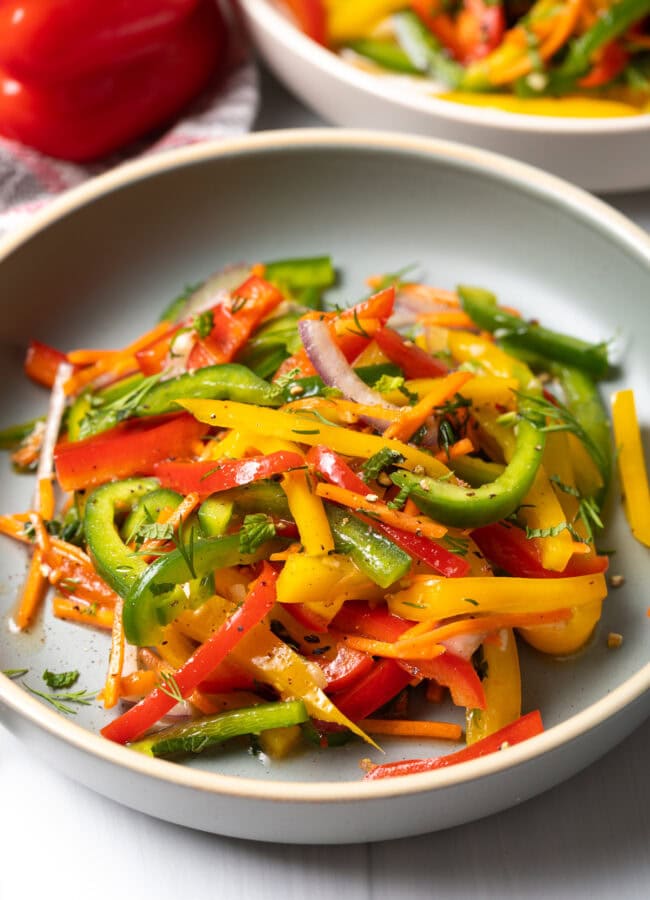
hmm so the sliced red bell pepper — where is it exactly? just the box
[101,563,278,744]
[471,523,609,579]
[332,657,413,721]
[282,602,330,634]
[54,413,206,491]
[318,642,374,693]
[273,287,395,381]
[412,0,504,64]
[283,0,327,45]
[0,0,225,162]
[364,709,544,779]
[579,40,629,88]
[24,340,68,388]
[187,276,284,369]
[307,445,469,577]
[332,601,485,709]
[0,0,200,81]
[374,327,448,378]
[153,451,305,498]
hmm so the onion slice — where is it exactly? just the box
[298,318,398,431]
[34,360,73,509]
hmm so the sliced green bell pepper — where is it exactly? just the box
[326,504,412,588]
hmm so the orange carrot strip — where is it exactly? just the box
[434,437,475,462]
[315,482,447,540]
[66,349,117,365]
[120,670,159,698]
[52,596,114,630]
[139,492,201,560]
[341,634,446,660]
[403,498,420,518]
[37,477,55,520]
[383,371,474,442]
[103,598,125,709]
[30,513,51,555]
[13,549,47,630]
[359,719,462,741]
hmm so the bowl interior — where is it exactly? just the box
[0,134,648,783]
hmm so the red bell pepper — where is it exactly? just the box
[412,0,504,64]
[471,522,609,579]
[283,0,327,45]
[332,657,413,721]
[0,0,200,81]
[102,563,279,744]
[373,326,448,378]
[187,276,284,370]
[0,0,226,162]
[24,339,68,388]
[153,451,306,498]
[54,412,206,491]
[364,709,544,779]
[579,40,629,88]
[332,601,486,710]
[282,602,330,633]
[307,445,469,577]
[318,642,374,693]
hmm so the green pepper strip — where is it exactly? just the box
[130,700,308,758]
[121,488,183,543]
[263,256,336,290]
[391,417,546,528]
[458,285,609,379]
[346,39,421,74]
[84,478,159,597]
[0,416,44,450]
[326,504,412,588]
[79,363,283,439]
[392,10,463,88]
[123,532,277,646]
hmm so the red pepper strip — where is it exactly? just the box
[54,413,206,492]
[24,340,68,388]
[318,642,375,693]
[153,451,306,498]
[283,0,328,44]
[273,287,395,381]
[0,0,200,81]
[187,275,284,369]
[134,326,178,376]
[307,445,468,577]
[332,602,486,710]
[0,0,225,163]
[332,658,414,721]
[374,327,448,378]
[101,563,278,744]
[411,0,504,63]
[282,603,330,634]
[579,40,629,88]
[471,523,609,579]
[364,710,544,780]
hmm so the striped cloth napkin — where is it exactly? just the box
[0,54,259,237]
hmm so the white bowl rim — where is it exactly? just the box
[241,0,650,135]
[0,127,648,804]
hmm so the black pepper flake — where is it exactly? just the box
[303,634,321,644]
[311,645,331,656]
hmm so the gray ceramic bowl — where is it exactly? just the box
[0,130,648,844]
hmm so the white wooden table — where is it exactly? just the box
[2,67,649,900]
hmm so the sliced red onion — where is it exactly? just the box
[442,633,485,660]
[34,360,73,509]
[298,318,398,431]
[176,264,252,321]
[395,285,457,315]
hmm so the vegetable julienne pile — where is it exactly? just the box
[283,0,650,117]
[0,254,646,779]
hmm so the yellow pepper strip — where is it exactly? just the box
[341,610,570,660]
[276,552,384,608]
[315,482,447,540]
[200,428,253,461]
[466,628,521,745]
[383,371,475,441]
[448,330,537,390]
[282,470,335,555]
[323,0,407,43]
[155,623,196,669]
[178,399,450,477]
[439,92,641,118]
[450,375,519,409]
[567,432,603,500]
[282,396,402,425]
[230,624,378,747]
[519,597,603,655]
[611,389,650,547]
[388,572,607,621]
[518,465,583,571]
[259,724,304,759]
[544,431,579,521]
[359,719,463,741]
[350,339,390,367]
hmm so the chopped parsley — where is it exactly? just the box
[239,514,277,555]
[42,669,80,690]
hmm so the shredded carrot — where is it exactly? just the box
[52,596,114,630]
[383,371,474,442]
[403,498,420,518]
[29,512,51,554]
[139,491,201,560]
[359,718,462,741]
[119,669,158,698]
[315,482,447,540]
[103,598,125,709]
[434,437,475,462]
[13,549,47,630]
[341,609,572,659]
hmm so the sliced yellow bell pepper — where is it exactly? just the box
[276,552,384,607]
[388,572,607,621]
[518,465,578,572]
[518,597,602,655]
[611,389,650,547]
[324,0,407,43]
[447,330,537,391]
[439,92,641,118]
[282,470,335,556]
[466,628,521,744]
